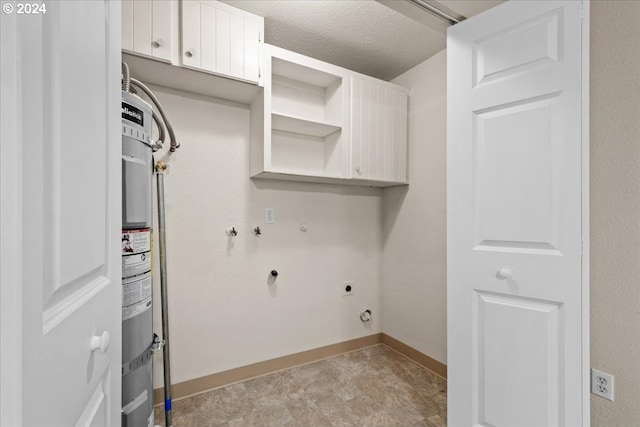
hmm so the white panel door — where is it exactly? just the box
[447,2,589,426]
[0,1,122,426]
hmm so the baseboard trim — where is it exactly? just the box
[154,333,383,405]
[153,332,447,405]
[381,333,447,380]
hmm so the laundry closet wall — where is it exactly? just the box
[147,85,383,388]
[381,50,447,366]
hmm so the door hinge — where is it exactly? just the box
[258,32,262,43]
[258,66,261,78]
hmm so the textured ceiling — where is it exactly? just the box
[222,0,503,81]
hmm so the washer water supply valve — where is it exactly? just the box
[253,226,262,235]
[267,270,278,285]
[226,226,238,237]
[360,309,372,322]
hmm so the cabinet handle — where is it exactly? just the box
[152,38,165,48]
[355,166,361,174]
[185,49,196,58]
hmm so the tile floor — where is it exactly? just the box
[154,344,447,427]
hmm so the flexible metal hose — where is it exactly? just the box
[151,110,166,150]
[130,78,180,152]
[121,62,131,93]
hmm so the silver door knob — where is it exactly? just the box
[153,38,165,48]
[90,330,110,353]
[185,49,196,58]
[496,268,512,280]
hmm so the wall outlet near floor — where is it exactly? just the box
[591,368,614,401]
[342,281,354,296]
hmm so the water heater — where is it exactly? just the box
[121,91,155,427]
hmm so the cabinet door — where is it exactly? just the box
[350,77,407,182]
[122,0,134,51]
[132,0,152,56]
[122,0,173,62]
[181,0,263,83]
[181,0,201,68]
[151,0,172,61]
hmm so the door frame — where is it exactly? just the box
[580,2,590,422]
[0,7,23,427]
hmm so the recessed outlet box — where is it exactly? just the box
[591,368,614,401]
[342,281,354,296]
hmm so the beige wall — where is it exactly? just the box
[382,50,447,363]
[590,1,640,425]
[148,85,383,386]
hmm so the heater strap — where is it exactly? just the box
[122,341,154,376]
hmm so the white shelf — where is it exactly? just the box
[122,52,260,105]
[271,113,341,138]
[272,57,340,88]
[250,171,408,187]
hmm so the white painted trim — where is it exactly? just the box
[0,5,23,426]
[580,1,591,424]
[106,0,123,423]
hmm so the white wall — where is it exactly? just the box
[381,50,447,363]
[147,85,383,386]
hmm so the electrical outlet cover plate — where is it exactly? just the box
[264,208,274,224]
[342,281,354,296]
[591,368,614,401]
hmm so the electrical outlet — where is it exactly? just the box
[591,368,614,401]
[342,281,354,296]
[264,208,274,224]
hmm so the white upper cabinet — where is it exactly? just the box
[250,44,409,187]
[181,0,263,83]
[122,0,177,63]
[350,77,408,184]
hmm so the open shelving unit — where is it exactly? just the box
[249,44,409,187]
[250,45,350,181]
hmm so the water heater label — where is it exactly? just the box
[122,229,151,255]
[122,228,152,320]
[123,272,152,321]
[122,102,144,126]
[122,252,151,278]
